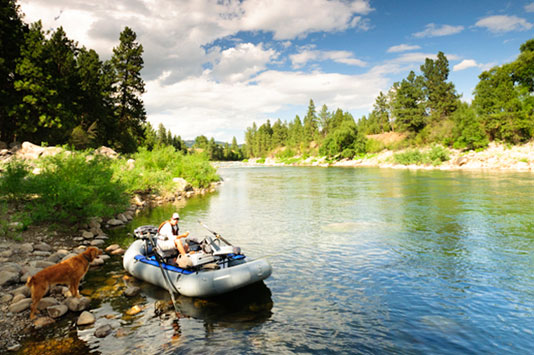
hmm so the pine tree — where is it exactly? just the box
[303,99,318,142]
[420,52,458,120]
[391,71,426,133]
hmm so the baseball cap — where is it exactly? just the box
[172,212,180,220]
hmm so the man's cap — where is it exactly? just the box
[172,212,180,220]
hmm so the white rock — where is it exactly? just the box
[105,244,120,252]
[90,239,105,247]
[107,219,124,226]
[77,311,96,326]
[81,230,94,239]
[33,316,55,329]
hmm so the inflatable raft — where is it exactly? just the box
[123,225,272,298]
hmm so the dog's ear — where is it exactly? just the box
[87,247,98,260]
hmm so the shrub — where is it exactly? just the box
[393,149,424,165]
[393,145,450,166]
[0,160,31,200]
[425,145,450,165]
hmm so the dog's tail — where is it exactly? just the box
[26,276,34,288]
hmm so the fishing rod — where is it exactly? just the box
[197,220,233,246]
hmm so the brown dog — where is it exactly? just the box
[26,247,102,319]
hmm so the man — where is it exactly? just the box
[157,212,190,258]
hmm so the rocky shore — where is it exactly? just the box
[240,142,534,172]
[0,142,220,352]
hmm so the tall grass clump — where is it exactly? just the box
[112,145,219,194]
[0,153,129,223]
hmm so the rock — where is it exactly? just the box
[91,227,104,236]
[6,343,21,351]
[124,286,141,297]
[65,296,91,312]
[132,194,144,206]
[100,255,111,261]
[33,242,52,252]
[173,177,193,192]
[88,219,101,230]
[81,230,94,240]
[0,250,13,258]
[116,213,128,223]
[11,293,27,304]
[29,260,55,269]
[33,251,51,257]
[110,248,125,255]
[94,146,118,159]
[77,311,96,326]
[90,257,105,266]
[61,253,78,262]
[126,158,135,170]
[19,243,33,253]
[41,146,63,158]
[34,316,55,329]
[94,324,113,338]
[0,271,20,287]
[12,285,30,297]
[1,293,14,303]
[47,304,68,318]
[455,156,469,166]
[37,297,59,310]
[105,244,120,253]
[16,141,46,160]
[9,298,32,313]
[123,211,134,220]
[125,305,143,315]
[73,237,84,242]
[8,222,23,231]
[95,235,108,240]
[2,262,22,275]
[47,252,66,263]
[90,239,105,247]
[107,218,124,226]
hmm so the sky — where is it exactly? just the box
[18,0,534,143]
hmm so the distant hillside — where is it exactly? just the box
[184,140,233,148]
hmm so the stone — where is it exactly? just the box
[73,237,84,242]
[105,244,120,253]
[47,304,68,318]
[173,177,193,192]
[110,248,125,255]
[124,286,141,297]
[107,218,124,226]
[0,271,19,287]
[47,252,65,263]
[65,296,91,312]
[81,230,94,240]
[11,293,27,304]
[16,141,45,160]
[90,257,105,266]
[100,255,110,261]
[95,235,108,240]
[37,297,59,310]
[12,285,30,297]
[34,316,55,329]
[455,156,469,166]
[34,242,52,252]
[29,260,55,269]
[8,222,23,231]
[19,243,33,253]
[123,211,134,220]
[126,158,135,170]
[117,213,128,223]
[94,146,118,159]
[2,262,22,275]
[88,219,101,230]
[7,343,21,352]
[77,311,96,326]
[1,293,14,303]
[0,250,13,258]
[94,324,113,338]
[9,298,32,313]
[33,251,51,257]
[60,253,78,262]
[90,239,105,247]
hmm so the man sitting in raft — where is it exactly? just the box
[157,212,194,267]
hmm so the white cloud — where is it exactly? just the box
[525,3,534,12]
[413,23,464,38]
[475,15,533,33]
[387,44,421,53]
[453,59,479,71]
[290,47,366,68]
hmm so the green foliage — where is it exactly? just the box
[319,119,367,158]
[452,103,489,150]
[366,138,385,153]
[0,160,31,199]
[256,158,266,164]
[275,148,296,159]
[393,145,450,166]
[391,71,427,133]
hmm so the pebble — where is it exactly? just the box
[94,324,113,338]
[47,304,68,318]
[77,311,96,326]
[90,239,105,247]
[82,231,94,240]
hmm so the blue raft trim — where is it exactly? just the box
[134,255,194,275]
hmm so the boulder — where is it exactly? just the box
[455,156,469,166]
[47,252,66,263]
[77,311,96,326]
[0,271,20,287]
[11,293,27,304]
[16,142,45,160]
[105,244,120,253]
[81,230,94,240]
[110,248,125,255]
[94,146,118,159]
[94,324,113,338]
[1,293,13,303]
[33,242,52,252]
[12,285,30,297]
[173,177,193,192]
[37,297,59,310]
[107,219,124,226]
[18,243,34,253]
[124,286,141,297]
[90,239,105,247]
[61,253,78,262]
[40,146,63,158]
[33,316,55,329]
[47,304,68,318]
[9,298,32,313]
[65,296,91,312]
[29,260,55,269]
[2,262,22,275]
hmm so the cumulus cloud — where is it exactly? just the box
[387,44,421,53]
[453,59,479,71]
[475,15,533,33]
[290,47,366,68]
[525,3,534,12]
[413,23,464,38]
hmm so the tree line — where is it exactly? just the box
[244,39,534,158]
[1,0,146,153]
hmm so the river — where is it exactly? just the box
[20,166,534,354]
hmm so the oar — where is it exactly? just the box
[197,220,233,246]
[145,233,181,314]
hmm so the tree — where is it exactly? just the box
[451,102,488,150]
[318,104,331,136]
[111,26,146,152]
[303,99,319,142]
[287,115,303,149]
[319,118,367,158]
[271,119,288,147]
[420,51,458,120]
[0,0,27,142]
[372,91,391,132]
[391,71,426,133]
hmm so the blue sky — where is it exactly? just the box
[19,0,534,142]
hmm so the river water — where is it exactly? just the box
[20,166,534,354]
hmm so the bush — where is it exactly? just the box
[393,149,424,165]
[275,148,296,159]
[425,145,450,165]
[393,145,450,166]
[0,160,31,200]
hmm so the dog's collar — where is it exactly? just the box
[82,253,92,262]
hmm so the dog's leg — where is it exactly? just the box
[29,285,47,319]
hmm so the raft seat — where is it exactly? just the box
[134,255,194,275]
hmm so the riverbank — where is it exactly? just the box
[236,142,534,172]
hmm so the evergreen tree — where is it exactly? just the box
[157,123,167,145]
[372,91,391,132]
[318,104,331,136]
[420,52,458,120]
[303,99,319,142]
[143,122,157,149]
[111,26,146,152]
[271,119,288,147]
[391,71,426,133]
[288,115,303,148]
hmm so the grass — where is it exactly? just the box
[393,145,450,166]
[0,145,219,225]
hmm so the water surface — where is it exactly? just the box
[20,167,534,354]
